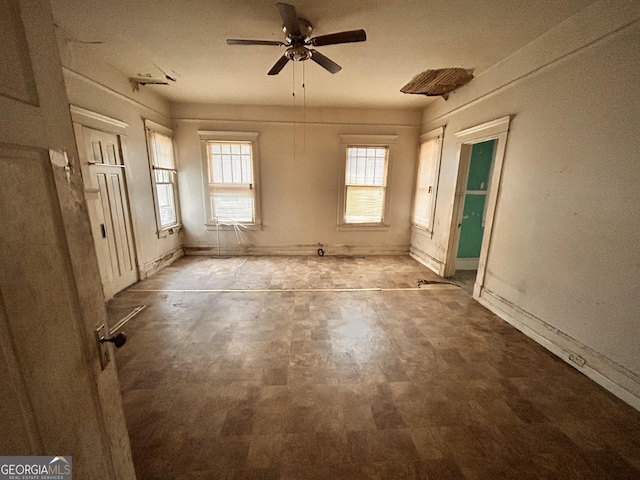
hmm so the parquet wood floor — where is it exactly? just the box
[110,256,640,479]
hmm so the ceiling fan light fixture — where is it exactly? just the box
[286,46,311,62]
[227,3,366,75]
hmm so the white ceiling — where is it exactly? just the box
[51,0,595,109]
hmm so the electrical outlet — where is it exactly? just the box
[569,353,586,367]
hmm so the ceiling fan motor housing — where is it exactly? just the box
[283,18,313,40]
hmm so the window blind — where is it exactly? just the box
[149,131,178,228]
[412,137,440,229]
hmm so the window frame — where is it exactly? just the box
[144,119,181,237]
[198,130,261,230]
[337,134,396,231]
[411,126,445,236]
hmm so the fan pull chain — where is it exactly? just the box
[302,61,306,157]
[292,61,296,160]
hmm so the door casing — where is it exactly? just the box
[71,106,139,300]
[443,116,511,299]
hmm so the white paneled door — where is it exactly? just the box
[81,127,137,299]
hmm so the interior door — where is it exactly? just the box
[444,117,511,297]
[456,139,496,270]
[81,127,137,298]
[0,0,135,477]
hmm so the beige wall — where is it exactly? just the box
[413,0,640,406]
[172,103,421,255]
[58,42,182,276]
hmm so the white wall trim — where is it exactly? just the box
[184,244,409,257]
[70,105,128,135]
[455,258,479,270]
[175,118,420,128]
[144,118,173,137]
[63,67,170,119]
[409,246,446,276]
[419,126,444,143]
[339,134,398,145]
[198,130,259,141]
[140,246,184,279]
[455,116,510,143]
[479,287,640,411]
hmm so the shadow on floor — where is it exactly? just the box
[451,269,477,294]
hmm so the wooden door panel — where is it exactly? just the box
[81,127,137,298]
[96,172,119,277]
[0,0,135,476]
[0,147,100,455]
[105,141,118,165]
[108,172,129,272]
[90,140,103,163]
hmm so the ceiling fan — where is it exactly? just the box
[226,2,367,75]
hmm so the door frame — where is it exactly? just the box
[443,116,511,298]
[70,105,140,299]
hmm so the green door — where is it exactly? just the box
[456,139,496,264]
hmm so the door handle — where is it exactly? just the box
[95,324,126,370]
[100,332,127,348]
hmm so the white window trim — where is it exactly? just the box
[144,119,181,237]
[411,126,445,238]
[198,130,261,231]
[337,134,397,231]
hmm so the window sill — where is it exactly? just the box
[157,224,182,238]
[337,223,390,232]
[205,222,262,232]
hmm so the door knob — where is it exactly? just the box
[100,332,127,348]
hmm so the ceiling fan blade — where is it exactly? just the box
[227,39,285,46]
[268,55,290,75]
[310,50,341,74]
[277,3,301,37]
[311,29,367,47]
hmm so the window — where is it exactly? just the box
[412,127,444,234]
[207,142,254,222]
[199,131,261,228]
[338,135,396,229]
[145,120,180,235]
[345,146,388,223]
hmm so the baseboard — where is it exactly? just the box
[184,244,410,257]
[455,257,479,270]
[478,287,640,411]
[140,247,184,278]
[410,246,446,276]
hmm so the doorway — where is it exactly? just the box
[444,116,511,298]
[453,139,496,292]
[71,108,138,300]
